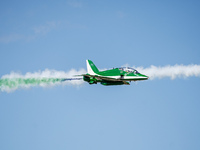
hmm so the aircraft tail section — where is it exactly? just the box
[86,60,99,75]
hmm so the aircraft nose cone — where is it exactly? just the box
[142,74,149,80]
[139,74,149,80]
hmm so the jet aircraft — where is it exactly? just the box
[80,60,148,85]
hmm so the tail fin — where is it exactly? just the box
[86,60,99,75]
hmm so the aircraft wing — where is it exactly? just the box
[82,74,120,81]
[60,75,130,85]
[82,74,130,85]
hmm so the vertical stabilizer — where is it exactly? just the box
[86,60,99,75]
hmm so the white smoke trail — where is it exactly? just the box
[0,68,86,92]
[136,64,200,80]
[1,68,86,80]
[1,64,200,93]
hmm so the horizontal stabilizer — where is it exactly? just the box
[61,78,83,82]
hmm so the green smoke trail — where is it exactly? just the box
[0,69,86,92]
[0,78,64,92]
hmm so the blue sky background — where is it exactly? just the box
[0,0,200,150]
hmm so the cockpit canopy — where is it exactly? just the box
[118,67,140,74]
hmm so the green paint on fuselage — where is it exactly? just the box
[96,68,148,80]
[98,68,122,76]
[85,59,148,85]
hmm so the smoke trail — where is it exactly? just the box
[136,64,200,80]
[1,64,200,92]
[0,69,86,92]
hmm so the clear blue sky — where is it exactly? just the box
[0,0,200,150]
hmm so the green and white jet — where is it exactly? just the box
[81,60,148,85]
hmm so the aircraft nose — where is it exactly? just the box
[140,74,149,80]
[142,75,149,80]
